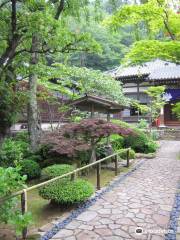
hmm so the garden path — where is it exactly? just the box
[47,141,180,240]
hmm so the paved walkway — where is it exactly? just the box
[51,141,180,240]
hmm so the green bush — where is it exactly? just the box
[0,166,32,236]
[0,138,23,167]
[110,134,124,151]
[150,130,159,140]
[119,148,136,159]
[112,119,158,153]
[20,160,41,180]
[39,179,94,204]
[41,164,74,180]
[96,145,107,159]
[145,141,158,153]
[136,119,148,129]
[14,132,29,143]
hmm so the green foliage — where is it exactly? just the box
[124,134,158,153]
[105,0,180,64]
[40,63,128,105]
[145,86,166,121]
[76,150,91,166]
[110,134,124,151]
[0,167,32,236]
[0,138,30,167]
[172,103,180,119]
[112,119,158,153]
[0,81,26,137]
[68,20,129,71]
[14,132,29,143]
[96,145,108,159]
[137,119,149,129]
[150,130,160,140]
[0,138,23,167]
[20,160,41,180]
[124,40,180,64]
[119,148,136,159]
[41,164,74,180]
[39,179,94,204]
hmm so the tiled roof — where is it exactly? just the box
[108,59,180,81]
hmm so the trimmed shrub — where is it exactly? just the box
[20,160,41,180]
[112,119,158,153]
[39,179,94,204]
[41,164,74,180]
[119,148,136,159]
[145,141,158,153]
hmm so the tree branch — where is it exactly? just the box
[55,0,65,19]
[156,0,175,40]
[11,0,17,34]
[0,0,21,69]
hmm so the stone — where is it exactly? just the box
[38,223,54,232]
[94,228,112,236]
[52,229,73,239]
[76,230,99,240]
[152,214,169,226]
[99,218,114,225]
[151,235,164,240]
[113,229,131,238]
[65,220,81,230]
[97,208,111,215]
[77,211,98,222]
[79,224,94,231]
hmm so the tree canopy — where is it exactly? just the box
[105,0,180,64]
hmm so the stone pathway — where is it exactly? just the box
[48,141,180,240]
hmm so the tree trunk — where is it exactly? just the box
[27,34,41,151]
[90,139,96,163]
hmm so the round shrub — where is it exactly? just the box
[145,141,158,153]
[112,119,158,154]
[119,149,136,159]
[41,164,74,180]
[39,179,94,204]
[124,131,158,153]
[20,160,41,180]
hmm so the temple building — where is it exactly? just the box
[108,59,180,127]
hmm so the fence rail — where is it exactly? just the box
[1,148,130,239]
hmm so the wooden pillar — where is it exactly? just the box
[159,106,166,127]
[107,111,110,145]
[115,155,118,176]
[126,148,130,168]
[21,190,28,240]
[91,103,95,118]
[137,81,140,122]
[96,162,101,190]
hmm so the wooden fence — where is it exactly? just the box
[0,148,130,239]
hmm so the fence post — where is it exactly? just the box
[71,170,77,181]
[115,155,118,176]
[21,189,28,240]
[126,148,130,168]
[97,162,101,190]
